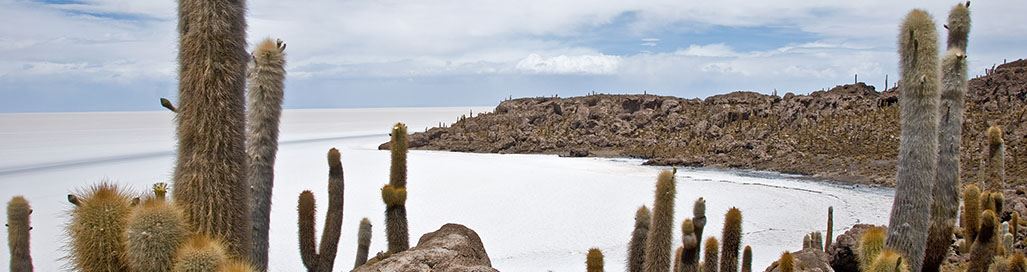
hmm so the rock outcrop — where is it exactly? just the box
[764,248,834,272]
[383,58,1027,186]
[354,224,498,272]
[827,224,880,272]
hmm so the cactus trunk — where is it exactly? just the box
[6,196,32,272]
[643,170,676,272]
[968,210,998,272]
[703,237,719,272]
[681,219,699,272]
[174,0,252,258]
[587,248,605,272]
[296,149,347,272]
[924,48,968,272]
[384,123,411,253]
[741,246,752,272]
[628,206,651,272]
[247,37,287,271]
[885,9,940,272]
[66,183,134,272]
[354,218,373,269]
[720,208,742,272]
[125,199,189,272]
[826,207,833,250]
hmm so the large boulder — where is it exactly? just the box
[828,224,879,272]
[355,224,498,272]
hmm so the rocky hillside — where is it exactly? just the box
[382,59,1027,186]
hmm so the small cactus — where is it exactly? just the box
[354,218,373,269]
[693,198,707,249]
[703,237,719,272]
[124,198,189,272]
[173,235,229,272]
[858,227,887,272]
[1010,253,1027,272]
[720,208,743,272]
[867,249,910,272]
[587,248,604,272]
[1012,212,1020,240]
[66,182,136,272]
[984,126,1005,191]
[962,184,982,247]
[383,123,411,253]
[296,149,346,272]
[968,210,998,272]
[741,246,752,272]
[7,196,32,272]
[778,252,794,272]
[681,219,699,272]
[826,207,834,250]
[628,206,651,272]
[643,170,676,272]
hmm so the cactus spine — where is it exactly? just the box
[354,217,373,269]
[968,210,998,272]
[297,148,346,272]
[741,246,752,272]
[383,123,411,253]
[778,251,793,272]
[66,183,135,272]
[1011,253,1027,272]
[125,198,189,272]
[643,170,676,272]
[628,205,651,272]
[247,37,288,270]
[6,196,31,272]
[885,10,940,272]
[985,125,1005,191]
[858,227,887,272]
[173,235,229,272]
[681,219,699,272]
[219,260,257,272]
[720,208,742,272]
[587,248,605,272]
[924,45,969,272]
[703,237,720,272]
[174,0,252,258]
[826,207,833,250]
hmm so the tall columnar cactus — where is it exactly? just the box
[643,170,676,272]
[868,249,910,272]
[628,205,651,272]
[173,235,229,272]
[681,219,700,272]
[587,248,605,272]
[982,192,1004,215]
[720,207,742,272]
[886,10,940,272]
[924,48,969,272]
[693,198,707,249]
[6,196,32,272]
[354,218,373,269]
[66,183,135,272]
[247,37,288,270]
[1013,212,1021,240]
[174,0,252,258]
[985,126,1005,191]
[962,184,982,248]
[945,2,971,51]
[778,252,793,272]
[858,227,887,272]
[741,246,752,272]
[703,237,720,272]
[383,123,411,253]
[826,207,833,250]
[968,210,998,272]
[296,148,346,272]
[125,199,189,272]
[674,246,683,272]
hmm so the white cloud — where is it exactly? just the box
[515,53,621,75]
[676,43,740,57]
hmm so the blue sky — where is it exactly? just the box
[1,0,1024,112]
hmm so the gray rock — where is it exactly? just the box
[354,224,498,272]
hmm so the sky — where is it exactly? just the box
[1,0,1024,112]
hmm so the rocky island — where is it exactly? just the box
[383,59,1027,186]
